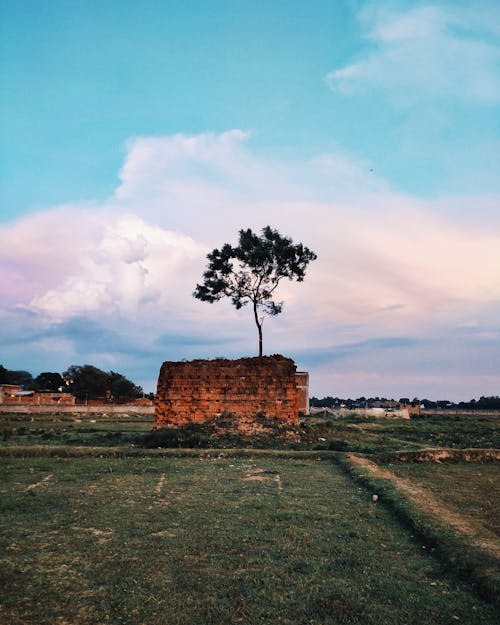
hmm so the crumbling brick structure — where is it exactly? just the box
[155,355,307,427]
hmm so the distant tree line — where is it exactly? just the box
[0,364,149,402]
[310,396,500,410]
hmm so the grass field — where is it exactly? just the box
[1,454,498,625]
[0,411,498,624]
[1,412,499,452]
[306,413,500,452]
[381,462,499,539]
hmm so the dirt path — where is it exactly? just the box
[24,474,53,492]
[347,454,500,560]
[155,473,166,495]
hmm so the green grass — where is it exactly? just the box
[0,416,154,448]
[3,412,498,453]
[1,411,498,622]
[1,455,498,625]
[337,454,500,610]
[305,413,500,452]
[382,462,500,537]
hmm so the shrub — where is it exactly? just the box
[327,438,351,452]
[139,424,211,449]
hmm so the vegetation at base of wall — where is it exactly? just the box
[336,454,500,609]
[141,423,211,448]
[138,416,295,450]
[1,455,497,625]
[2,412,499,452]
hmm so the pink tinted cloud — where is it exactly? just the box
[2,131,500,397]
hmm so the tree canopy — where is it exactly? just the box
[33,372,65,392]
[63,365,143,401]
[193,226,317,356]
[0,368,34,389]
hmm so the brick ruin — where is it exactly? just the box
[155,355,308,427]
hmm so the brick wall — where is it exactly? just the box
[155,355,306,427]
[295,372,309,414]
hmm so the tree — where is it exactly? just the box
[193,226,317,356]
[63,365,143,402]
[5,370,34,390]
[33,372,65,392]
[63,365,109,401]
[108,371,143,402]
[0,365,9,384]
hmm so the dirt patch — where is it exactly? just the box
[24,474,53,492]
[155,473,166,494]
[348,454,500,560]
[151,529,177,538]
[71,526,114,544]
[377,448,500,463]
[241,469,282,491]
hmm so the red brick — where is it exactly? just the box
[155,355,307,427]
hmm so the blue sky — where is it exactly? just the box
[1,0,499,399]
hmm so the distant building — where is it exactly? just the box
[0,384,21,402]
[0,384,75,406]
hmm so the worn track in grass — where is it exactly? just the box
[348,454,500,560]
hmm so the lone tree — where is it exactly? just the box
[193,226,317,356]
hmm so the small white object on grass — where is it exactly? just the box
[372,494,378,502]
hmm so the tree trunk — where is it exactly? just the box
[253,300,263,357]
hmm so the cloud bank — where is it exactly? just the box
[1,130,499,398]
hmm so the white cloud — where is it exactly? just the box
[1,130,499,396]
[325,3,500,104]
[26,214,206,322]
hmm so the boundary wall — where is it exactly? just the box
[0,404,154,415]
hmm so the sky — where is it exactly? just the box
[1,0,499,400]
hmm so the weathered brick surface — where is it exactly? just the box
[155,355,305,427]
[295,371,309,414]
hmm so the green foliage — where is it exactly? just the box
[0,364,9,384]
[63,364,143,401]
[326,438,353,452]
[193,226,316,355]
[108,370,143,402]
[141,424,211,448]
[33,372,65,392]
[2,368,34,389]
[0,365,143,401]
[63,364,109,400]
